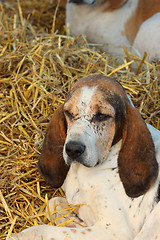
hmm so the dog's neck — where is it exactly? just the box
[62,140,122,193]
[100,139,122,169]
[69,140,121,171]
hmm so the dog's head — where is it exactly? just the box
[39,74,158,198]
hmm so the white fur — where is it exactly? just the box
[76,86,97,115]
[133,13,160,60]
[62,139,160,239]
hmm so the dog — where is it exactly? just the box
[10,74,160,240]
[66,0,160,61]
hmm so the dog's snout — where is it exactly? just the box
[65,141,86,159]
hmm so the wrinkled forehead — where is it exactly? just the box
[66,75,128,100]
[64,85,114,114]
[64,75,130,112]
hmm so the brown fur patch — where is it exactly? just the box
[70,229,77,233]
[109,0,127,9]
[99,0,127,13]
[87,228,92,232]
[118,102,158,197]
[38,105,69,188]
[124,0,160,43]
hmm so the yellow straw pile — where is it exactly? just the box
[0,0,159,239]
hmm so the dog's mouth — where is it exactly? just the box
[68,0,96,5]
[65,155,100,168]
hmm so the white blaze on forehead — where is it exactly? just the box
[64,85,98,167]
[77,86,97,113]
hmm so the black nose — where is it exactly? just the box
[68,0,84,4]
[65,141,86,159]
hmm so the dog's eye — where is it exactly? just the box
[93,112,112,122]
[64,110,73,119]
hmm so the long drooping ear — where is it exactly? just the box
[109,0,127,9]
[38,105,69,188]
[118,103,159,198]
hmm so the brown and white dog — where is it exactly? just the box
[10,75,160,240]
[66,0,160,60]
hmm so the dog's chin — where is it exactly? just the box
[65,156,98,168]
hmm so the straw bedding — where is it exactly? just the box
[0,0,159,239]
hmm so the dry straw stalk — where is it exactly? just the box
[0,0,159,239]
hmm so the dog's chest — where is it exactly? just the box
[66,0,138,52]
[62,147,158,238]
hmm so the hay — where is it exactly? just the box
[0,0,159,239]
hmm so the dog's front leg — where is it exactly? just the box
[46,196,86,227]
[9,224,111,240]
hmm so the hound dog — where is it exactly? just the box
[10,74,160,240]
[66,0,160,60]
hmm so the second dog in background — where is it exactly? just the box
[66,0,160,61]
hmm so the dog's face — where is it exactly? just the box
[63,86,116,167]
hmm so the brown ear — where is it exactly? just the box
[118,103,158,198]
[38,105,69,188]
[109,0,127,9]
